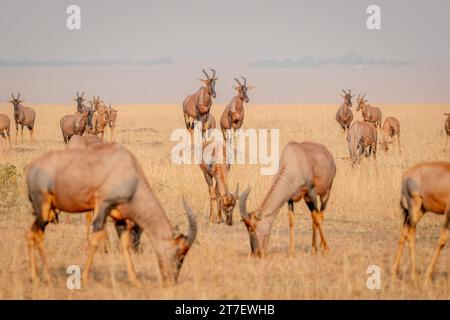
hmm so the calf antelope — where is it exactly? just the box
[356,94,382,129]
[0,113,11,144]
[220,76,253,140]
[239,141,336,257]
[200,141,238,225]
[380,117,401,153]
[107,103,118,141]
[393,161,450,281]
[335,89,354,132]
[9,93,36,143]
[347,121,377,166]
[183,68,218,135]
[26,143,197,287]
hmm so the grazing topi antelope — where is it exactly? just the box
[200,141,239,225]
[346,121,377,166]
[9,93,36,143]
[393,161,450,281]
[380,116,401,153]
[26,143,197,287]
[335,89,354,132]
[239,141,336,256]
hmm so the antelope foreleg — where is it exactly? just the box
[288,200,296,256]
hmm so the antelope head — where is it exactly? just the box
[239,187,264,257]
[74,91,85,107]
[199,68,218,98]
[220,184,240,226]
[9,92,24,111]
[356,94,367,111]
[340,89,353,107]
[162,198,197,286]
[234,76,254,103]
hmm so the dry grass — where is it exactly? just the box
[0,102,449,300]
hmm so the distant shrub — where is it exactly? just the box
[0,164,19,190]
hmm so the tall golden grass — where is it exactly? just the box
[0,102,449,299]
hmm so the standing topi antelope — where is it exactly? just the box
[393,161,450,281]
[220,76,253,140]
[183,68,218,135]
[380,116,401,153]
[9,93,36,143]
[200,141,239,225]
[26,143,197,287]
[107,103,118,141]
[87,96,109,138]
[346,121,377,166]
[335,89,354,132]
[0,113,11,145]
[239,141,336,257]
[60,94,94,144]
[356,94,382,129]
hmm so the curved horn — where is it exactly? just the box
[342,89,347,94]
[182,197,197,246]
[202,69,210,80]
[11,93,15,100]
[81,92,84,98]
[239,187,251,219]
[76,91,79,98]
[209,68,216,79]
[240,76,247,86]
[17,92,20,99]
[234,78,242,86]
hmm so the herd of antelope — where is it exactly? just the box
[0,68,449,289]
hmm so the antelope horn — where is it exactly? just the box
[239,187,251,219]
[202,69,210,80]
[11,93,15,100]
[81,92,84,98]
[182,197,197,246]
[342,89,347,94]
[17,92,20,99]
[234,78,242,86]
[209,68,216,79]
[76,91,79,98]
[240,76,247,85]
[347,89,351,94]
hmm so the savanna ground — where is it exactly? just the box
[0,102,449,300]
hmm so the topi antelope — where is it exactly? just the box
[444,113,450,145]
[380,116,401,153]
[347,121,377,166]
[183,68,218,136]
[87,97,109,138]
[0,113,11,144]
[202,113,216,138]
[200,141,239,225]
[356,94,382,129]
[220,76,253,141]
[107,103,118,141]
[335,89,354,132]
[393,161,450,281]
[9,93,36,143]
[60,94,95,144]
[67,135,143,253]
[239,141,336,257]
[26,143,197,287]
[75,91,88,114]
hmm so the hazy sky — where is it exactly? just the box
[0,0,449,104]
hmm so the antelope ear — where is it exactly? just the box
[214,77,219,81]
